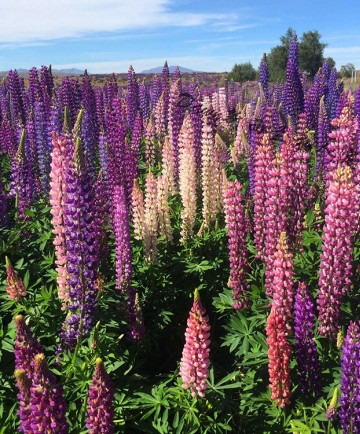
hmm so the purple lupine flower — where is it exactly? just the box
[168,78,184,182]
[180,289,211,398]
[127,289,146,342]
[304,72,324,131]
[28,67,42,109]
[86,358,114,434]
[316,96,330,176]
[29,353,68,433]
[151,74,162,108]
[9,130,32,220]
[34,100,51,193]
[339,321,360,433]
[161,61,170,128]
[14,314,44,373]
[0,178,8,226]
[138,80,151,125]
[7,69,26,126]
[294,282,321,395]
[322,60,331,81]
[259,53,270,103]
[14,369,32,433]
[223,179,250,310]
[318,166,357,339]
[81,70,99,173]
[189,86,203,172]
[104,74,118,107]
[61,137,98,349]
[95,88,105,132]
[282,36,304,126]
[325,68,339,119]
[127,65,139,131]
[113,184,132,293]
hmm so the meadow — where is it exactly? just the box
[0,37,360,433]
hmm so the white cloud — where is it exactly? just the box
[324,46,360,68]
[0,0,238,42]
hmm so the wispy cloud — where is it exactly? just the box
[0,0,239,43]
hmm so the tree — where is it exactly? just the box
[324,57,336,70]
[339,63,355,78]
[299,31,326,77]
[227,62,256,82]
[267,28,327,81]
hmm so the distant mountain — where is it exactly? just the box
[141,65,196,74]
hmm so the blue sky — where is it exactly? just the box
[0,0,359,73]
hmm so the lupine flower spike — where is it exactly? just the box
[5,256,27,301]
[180,289,211,398]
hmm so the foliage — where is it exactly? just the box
[339,63,356,78]
[227,62,257,83]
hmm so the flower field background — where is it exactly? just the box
[0,36,360,433]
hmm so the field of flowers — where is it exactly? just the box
[0,36,360,433]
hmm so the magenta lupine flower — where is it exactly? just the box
[180,289,211,398]
[253,134,275,260]
[29,353,68,433]
[318,166,357,339]
[325,99,358,177]
[339,321,360,433]
[294,282,321,395]
[50,132,73,303]
[86,358,114,434]
[5,256,27,301]
[266,232,293,407]
[316,96,330,176]
[113,184,132,293]
[223,179,250,310]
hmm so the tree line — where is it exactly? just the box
[227,28,356,82]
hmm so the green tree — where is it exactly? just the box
[227,62,256,82]
[324,57,336,70]
[267,28,327,81]
[339,63,355,78]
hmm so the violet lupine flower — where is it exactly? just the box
[5,256,27,301]
[266,232,293,408]
[304,73,323,131]
[28,67,42,109]
[126,113,142,199]
[29,353,68,433]
[61,138,98,350]
[189,86,203,172]
[34,99,51,193]
[50,132,73,303]
[253,134,275,260]
[223,179,250,310]
[86,358,114,434]
[14,369,32,433]
[259,53,270,103]
[294,282,321,395]
[104,74,118,107]
[318,166,357,339]
[161,61,170,128]
[151,74,162,108]
[180,289,211,398]
[113,184,132,293]
[127,65,139,131]
[282,35,304,126]
[7,69,26,126]
[339,321,360,433]
[178,112,197,243]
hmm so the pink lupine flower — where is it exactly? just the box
[5,257,26,301]
[223,179,250,310]
[180,289,211,398]
[253,134,275,260]
[144,171,158,262]
[161,135,176,195]
[178,112,197,243]
[318,166,357,339]
[154,91,167,141]
[50,132,73,303]
[145,113,156,168]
